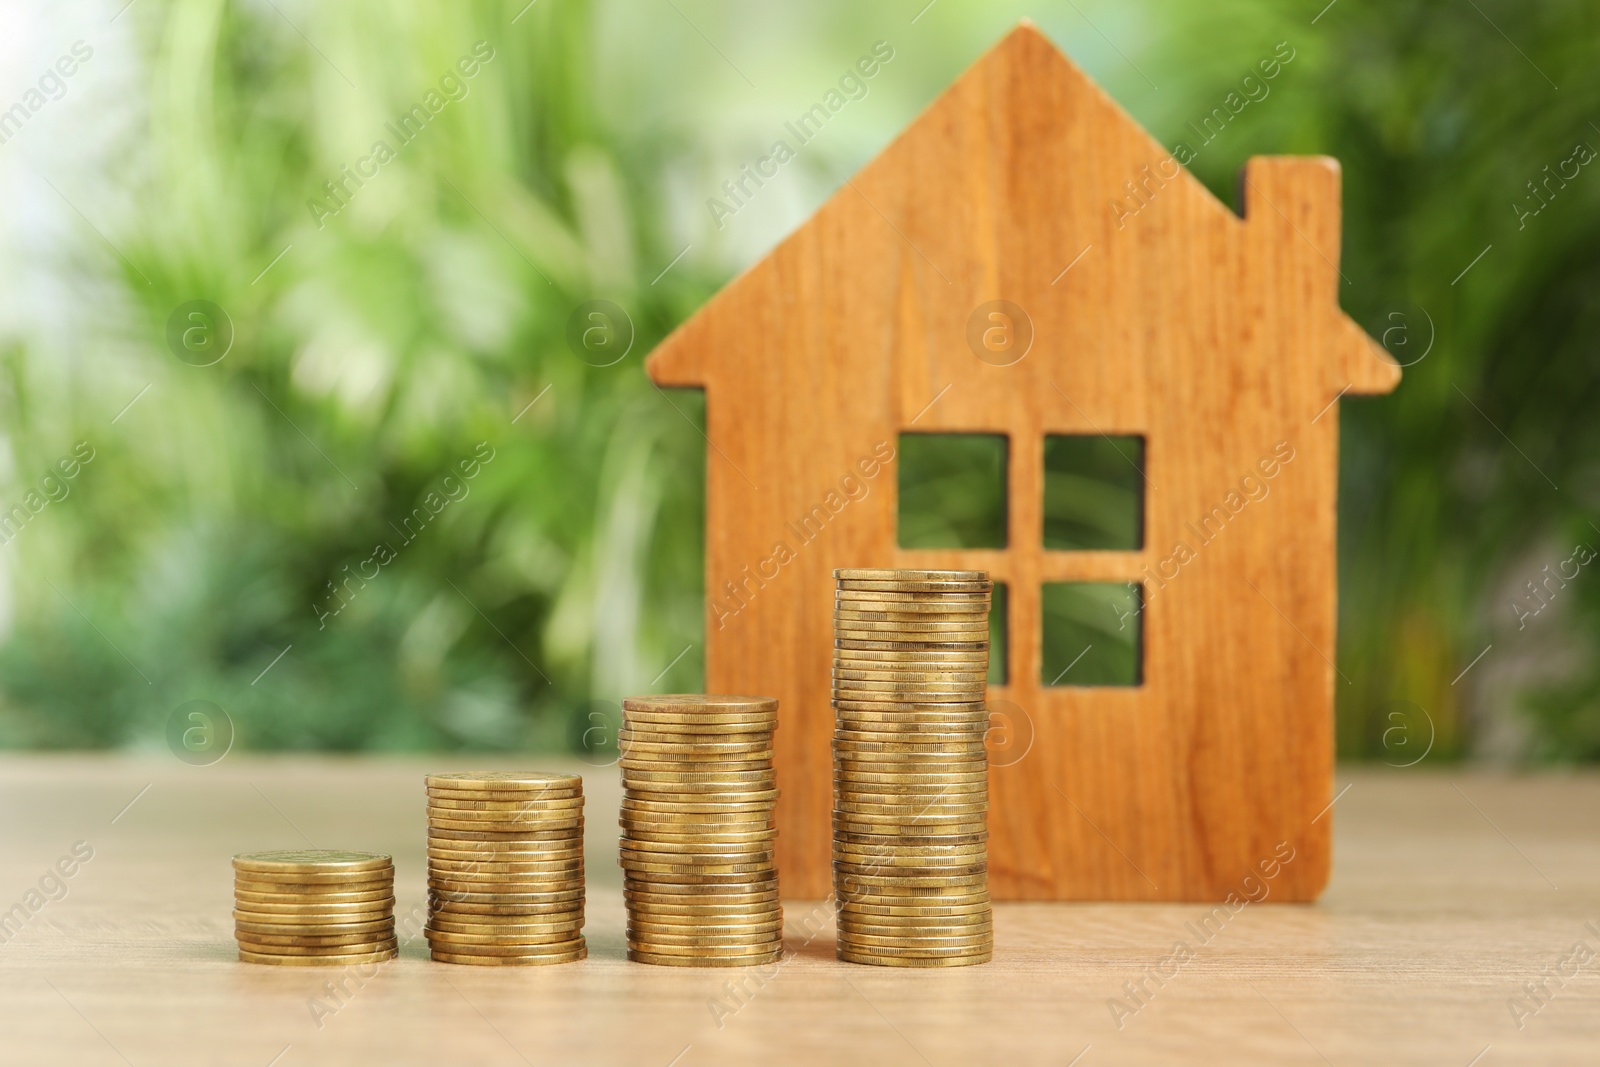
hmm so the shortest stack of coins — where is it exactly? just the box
[832,568,994,967]
[425,771,587,965]
[233,850,397,966]
[620,695,783,967]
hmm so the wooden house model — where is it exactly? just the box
[645,24,1400,899]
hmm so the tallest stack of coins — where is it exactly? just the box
[831,568,994,967]
[620,695,784,967]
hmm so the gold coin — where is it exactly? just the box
[236,937,399,956]
[628,904,782,922]
[835,638,988,652]
[628,948,782,967]
[426,851,583,869]
[833,840,987,858]
[620,859,773,878]
[838,908,985,927]
[833,624,991,640]
[623,784,779,800]
[623,707,779,723]
[427,832,583,849]
[231,868,394,886]
[626,938,783,957]
[837,948,990,967]
[429,901,584,918]
[833,654,990,671]
[427,791,583,807]
[622,694,778,713]
[834,729,988,745]
[834,608,991,624]
[428,796,585,812]
[621,798,773,816]
[838,926,993,945]
[834,812,988,829]
[425,777,582,793]
[834,827,988,846]
[425,926,583,947]
[833,787,987,804]
[840,903,990,920]
[617,764,774,780]
[431,945,587,966]
[233,899,393,916]
[619,726,772,741]
[233,911,393,928]
[425,831,582,844]
[837,897,991,914]
[831,682,987,698]
[833,810,988,828]
[232,850,392,875]
[622,765,775,782]
[838,780,985,796]
[236,917,393,936]
[620,816,776,834]
[832,696,989,711]
[833,661,990,679]
[628,934,784,952]
[832,667,988,684]
[237,931,398,948]
[429,877,583,897]
[623,876,778,892]
[619,746,774,763]
[429,846,584,863]
[832,591,992,607]
[835,936,993,955]
[620,835,775,854]
[620,852,774,870]
[834,724,989,739]
[832,857,986,876]
[833,860,986,880]
[427,818,583,834]
[834,568,988,582]
[234,887,393,907]
[833,869,987,887]
[835,886,988,905]
[232,878,393,898]
[619,851,773,870]
[429,936,586,955]
[833,824,987,843]
[836,578,992,592]
[628,917,783,936]
[624,887,778,906]
[833,764,986,781]
[428,885,585,902]
[428,909,584,926]
[427,917,584,935]
[429,856,584,874]
[428,870,584,888]
[837,922,992,942]
[833,748,988,763]
[240,947,398,966]
[833,746,988,763]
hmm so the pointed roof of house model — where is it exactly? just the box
[649,22,1400,397]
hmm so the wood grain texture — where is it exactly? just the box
[0,757,1595,1067]
[646,24,1399,899]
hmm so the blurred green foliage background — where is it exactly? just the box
[0,0,1595,763]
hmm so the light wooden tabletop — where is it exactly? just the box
[0,756,1594,1066]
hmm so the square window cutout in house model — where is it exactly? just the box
[645,23,1400,901]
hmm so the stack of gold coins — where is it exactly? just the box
[832,568,994,967]
[233,850,397,966]
[424,772,587,966]
[620,695,783,967]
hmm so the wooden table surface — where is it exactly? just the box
[0,756,1595,1066]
